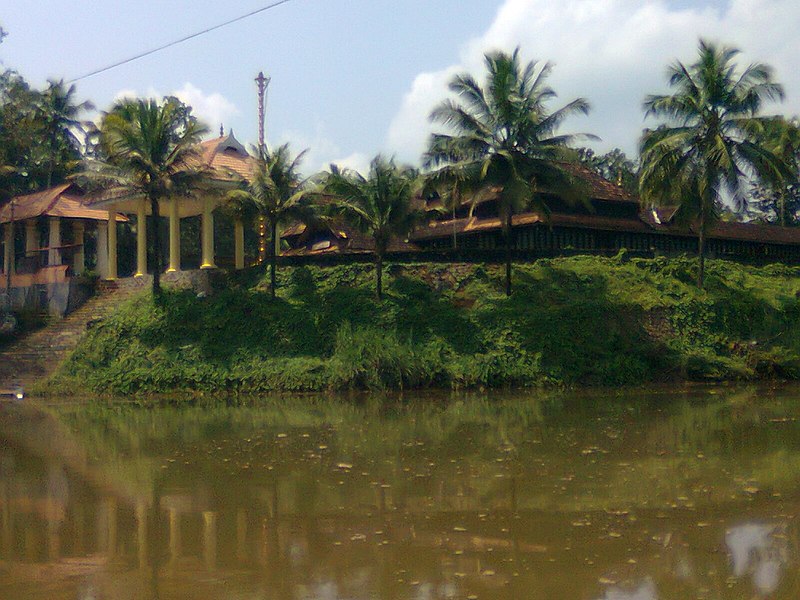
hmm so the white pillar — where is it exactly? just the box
[200,199,216,269]
[107,212,118,280]
[136,200,147,277]
[3,223,13,276]
[73,222,85,275]
[97,221,109,278]
[3,223,15,273]
[48,217,61,266]
[25,220,37,266]
[234,219,245,270]
[168,200,180,272]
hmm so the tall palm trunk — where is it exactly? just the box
[376,252,384,301]
[150,194,161,295]
[270,220,278,298]
[452,205,458,250]
[504,209,513,296]
[779,189,787,227]
[697,210,705,289]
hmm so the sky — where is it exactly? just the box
[1,0,800,175]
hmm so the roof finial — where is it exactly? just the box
[219,124,224,137]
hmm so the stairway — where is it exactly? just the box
[0,278,147,390]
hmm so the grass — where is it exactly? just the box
[43,254,800,395]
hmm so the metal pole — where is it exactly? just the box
[255,71,271,155]
[255,71,271,265]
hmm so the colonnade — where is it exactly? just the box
[2,217,85,276]
[103,198,246,280]
[2,199,248,283]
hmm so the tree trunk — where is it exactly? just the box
[697,211,705,289]
[376,252,383,301]
[780,189,787,227]
[270,220,278,298]
[452,205,457,250]
[504,211,513,297]
[150,195,161,296]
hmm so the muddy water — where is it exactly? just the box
[1,387,800,599]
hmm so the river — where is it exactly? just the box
[1,386,799,599]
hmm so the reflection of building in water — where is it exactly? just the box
[3,403,800,600]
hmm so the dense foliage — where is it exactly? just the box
[85,97,209,294]
[0,72,92,201]
[47,256,800,395]
[324,156,422,299]
[425,48,594,295]
[640,40,788,287]
[228,144,309,297]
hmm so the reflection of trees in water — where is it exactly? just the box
[5,391,800,598]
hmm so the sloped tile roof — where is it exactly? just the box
[0,184,125,223]
[199,133,255,181]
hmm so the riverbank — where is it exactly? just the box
[39,254,800,395]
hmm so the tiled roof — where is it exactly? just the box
[558,162,637,203]
[410,210,650,241]
[0,184,125,223]
[281,219,418,255]
[0,184,71,222]
[199,133,255,181]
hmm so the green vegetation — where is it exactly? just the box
[45,255,800,395]
[227,143,309,297]
[324,156,423,300]
[425,48,594,296]
[84,97,209,294]
[640,40,788,287]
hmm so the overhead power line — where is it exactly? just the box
[68,0,297,83]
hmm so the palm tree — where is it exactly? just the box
[640,40,788,287]
[324,156,421,300]
[755,116,800,226]
[227,144,308,297]
[37,80,94,187]
[424,48,593,296]
[423,162,485,249]
[88,97,208,295]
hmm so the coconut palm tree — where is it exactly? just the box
[87,97,208,295]
[640,40,788,287]
[423,162,485,249]
[36,80,94,187]
[424,48,593,296]
[754,116,800,226]
[324,156,422,300]
[227,144,309,297]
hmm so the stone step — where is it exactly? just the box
[0,284,146,388]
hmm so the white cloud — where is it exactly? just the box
[329,152,372,175]
[171,83,239,133]
[387,0,800,162]
[277,122,344,176]
[110,83,239,134]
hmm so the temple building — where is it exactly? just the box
[0,183,127,315]
[407,164,800,262]
[5,131,800,319]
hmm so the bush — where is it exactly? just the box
[48,257,800,395]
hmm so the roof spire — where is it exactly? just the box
[255,71,270,153]
[219,124,224,137]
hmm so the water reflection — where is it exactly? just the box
[1,388,800,599]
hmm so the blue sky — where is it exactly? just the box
[1,0,799,174]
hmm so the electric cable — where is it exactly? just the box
[68,0,297,83]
